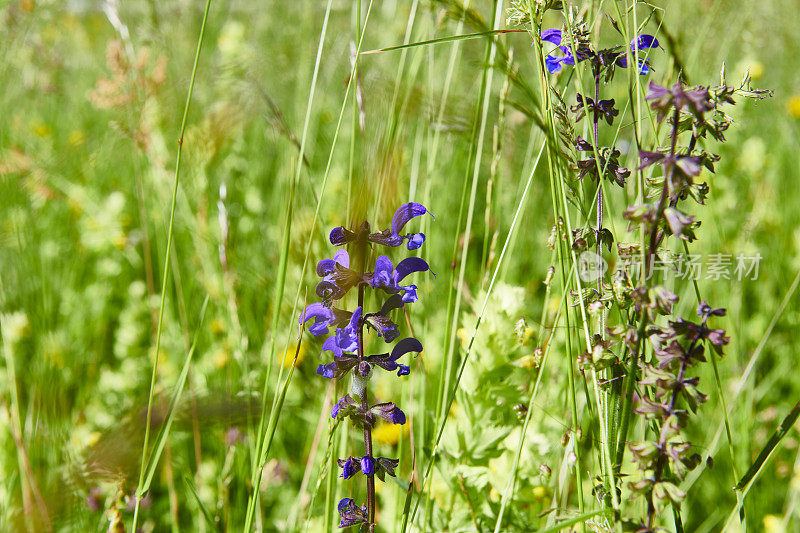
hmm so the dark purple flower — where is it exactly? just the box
[614,34,660,74]
[339,457,360,479]
[374,457,400,481]
[365,337,422,377]
[631,34,659,51]
[331,395,358,419]
[315,250,363,302]
[299,303,351,337]
[370,256,431,303]
[698,301,726,317]
[322,307,362,357]
[329,202,433,251]
[317,353,360,380]
[645,81,714,122]
[614,55,652,75]
[337,498,368,528]
[360,456,375,475]
[371,402,407,424]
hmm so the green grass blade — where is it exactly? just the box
[141,296,209,492]
[132,1,213,529]
[535,509,608,533]
[734,401,800,492]
[360,29,525,55]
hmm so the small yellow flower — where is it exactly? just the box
[787,95,800,120]
[531,485,552,501]
[279,343,306,369]
[373,422,409,445]
[213,348,230,369]
[31,120,52,138]
[209,317,226,336]
[68,130,85,146]
[763,515,782,533]
[747,60,764,80]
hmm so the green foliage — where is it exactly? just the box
[1,1,799,532]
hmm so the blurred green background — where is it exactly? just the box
[1,0,799,531]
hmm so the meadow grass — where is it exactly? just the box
[1,0,799,531]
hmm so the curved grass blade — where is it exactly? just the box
[360,29,525,55]
[535,509,608,533]
[734,401,800,492]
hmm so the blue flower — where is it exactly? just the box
[339,457,360,479]
[299,303,351,337]
[371,402,407,424]
[315,249,362,302]
[331,394,358,419]
[322,307,363,357]
[370,256,431,303]
[316,361,337,379]
[329,202,434,251]
[540,28,588,73]
[540,28,660,75]
[360,456,375,476]
[541,28,562,45]
[337,498,368,528]
[364,337,423,377]
[614,34,660,75]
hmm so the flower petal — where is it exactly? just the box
[391,337,423,362]
[631,34,659,50]
[333,249,350,268]
[541,28,562,45]
[371,255,395,288]
[299,302,333,336]
[316,259,336,277]
[406,232,426,250]
[395,257,430,282]
[360,456,375,475]
[330,227,356,246]
[391,202,430,236]
[337,498,354,513]
[545,53,562,73]
[317,362,336,379]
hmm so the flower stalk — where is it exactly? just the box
[302,202,433,530]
